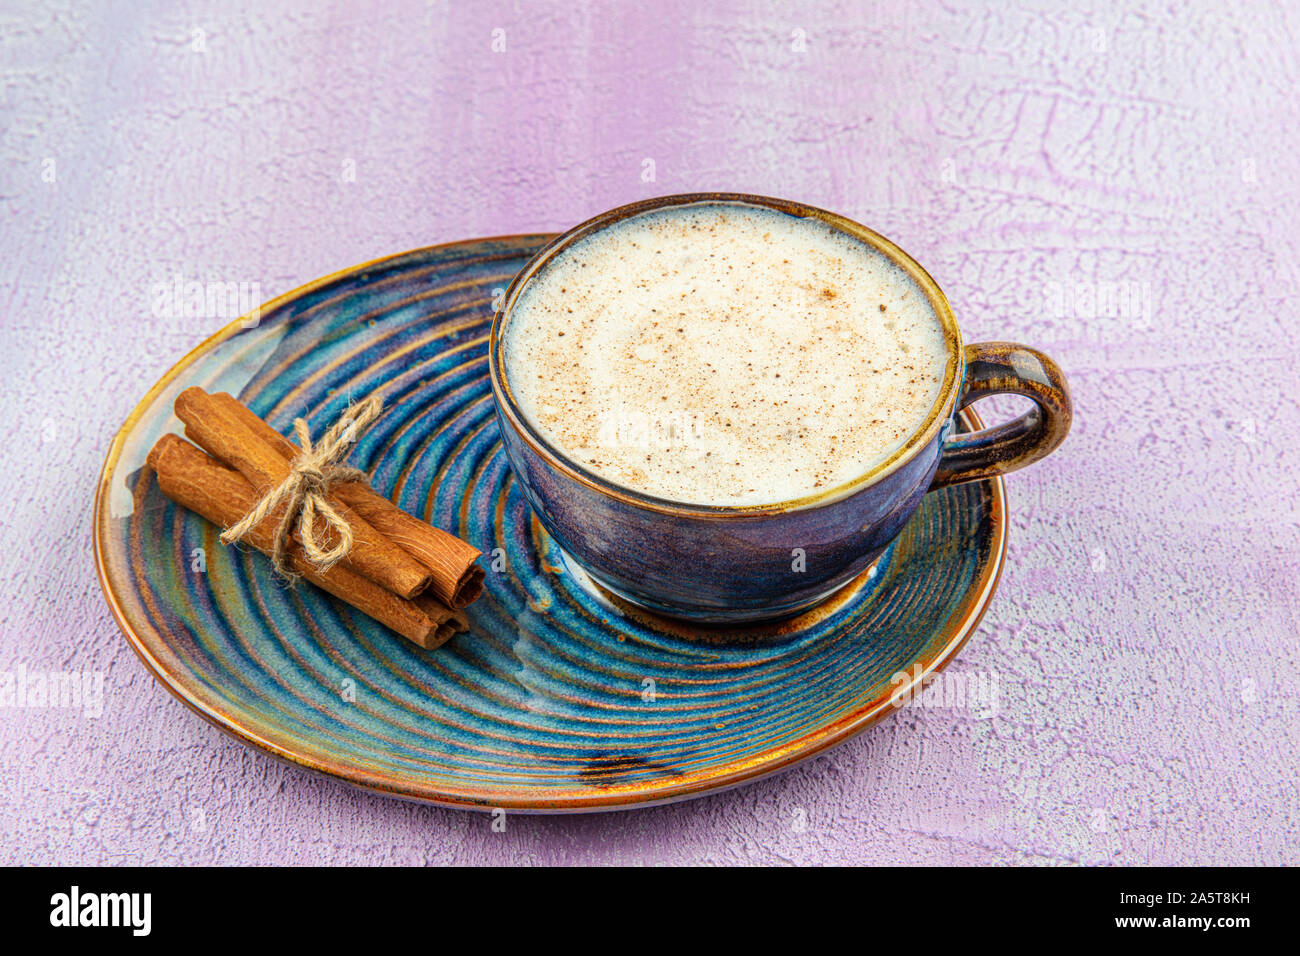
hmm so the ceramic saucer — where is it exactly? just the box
[93,236,1006,812]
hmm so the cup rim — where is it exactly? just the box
[489,192,965,516]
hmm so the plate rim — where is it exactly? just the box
[92,235,1008,813]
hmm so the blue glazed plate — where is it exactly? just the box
[93,236,1007,812]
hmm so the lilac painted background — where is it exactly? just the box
[2,0,1297,865]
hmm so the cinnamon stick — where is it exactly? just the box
[207,390,484,608]
[147,434,464,650]
[174,387,433,600]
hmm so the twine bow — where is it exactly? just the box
[220,396,382,579]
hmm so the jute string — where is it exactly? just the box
[220,396,381,578]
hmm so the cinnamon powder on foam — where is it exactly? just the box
[504,202,948,507]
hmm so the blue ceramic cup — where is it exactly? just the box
[490,193,1071,623]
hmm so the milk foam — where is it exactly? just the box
[503,202,950,506]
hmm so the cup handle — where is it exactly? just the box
[930,341,1073,489]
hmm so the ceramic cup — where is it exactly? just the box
[489,193,1071,623]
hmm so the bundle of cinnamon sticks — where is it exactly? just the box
[146,388,484,650]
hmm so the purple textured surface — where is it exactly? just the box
[2,0,1297,865]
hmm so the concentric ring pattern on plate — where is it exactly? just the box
[94,236,1006,812]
